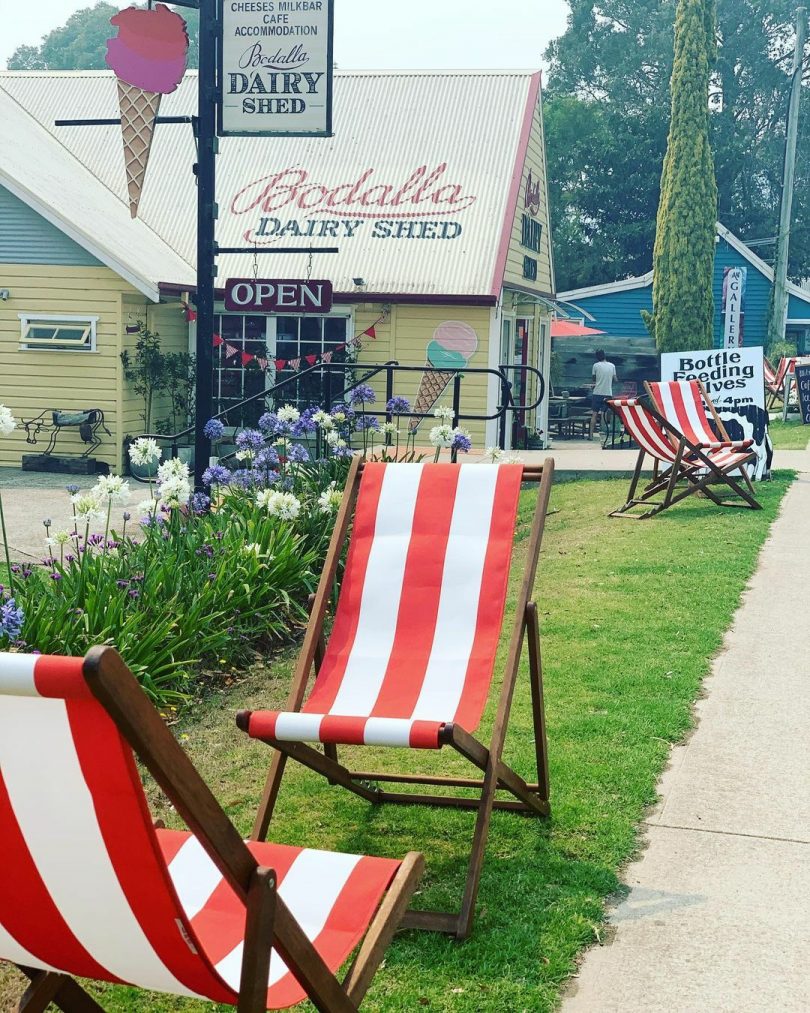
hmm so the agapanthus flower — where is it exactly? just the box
[325,429,341,447]
[235,428,265,451]
[202,464,231,487]
[258,412,286,436]
[71,493,104,524]
[382,422,398,437]
[312,410,334,430]
[230,469,258,490]
[433,404,454,422]
[0,405,17,437]
[235,449,256,462]
[287,443,310,463]
[277,404,300,424]
[292,409,318,436]
[386,395,411,414]
[355,415,380,431]
[190,492,211,515]
[429,424,454,449]
[451,427,472,453]
[128,437,162,467]
[136,498,157,514]
[317,482,343,515]
[331,442,353,458]
[157,457,190,484]
[346,383,376,405]
[94,474,130,503]
[256,489,301,520]
[203,418,226,440]
[253,446,279,469]
[54,530,71,545]
[158,477,192,509]
[485,447,504,462]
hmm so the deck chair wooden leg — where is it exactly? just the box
[238,867,277,1013]
[526,603,550,801]
[16,968,104,1013]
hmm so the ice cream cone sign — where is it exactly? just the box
[106,4,189,218]
[409,321,479,432]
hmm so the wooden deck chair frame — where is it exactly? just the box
[5,647,423,1013]
[644,377,760,505]
[241,457,555,941]
[607,397,761,519]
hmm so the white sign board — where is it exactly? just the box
[721,266,746,348]
[218,0,333,137]
[660,346,771,480]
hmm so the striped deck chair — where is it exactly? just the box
[240,457,555,940]
[606,396,761,518]
[764,357,781,408]
[0,647,423,1013]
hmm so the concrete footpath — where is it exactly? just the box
[564,471,810,1013]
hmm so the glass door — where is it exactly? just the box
[512,318,531,447]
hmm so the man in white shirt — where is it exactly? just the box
[590,349,618,439]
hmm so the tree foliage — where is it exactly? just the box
[643,0,717,352]
[6,3,199,71]
[545,0,808,290]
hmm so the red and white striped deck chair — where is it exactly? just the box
[764,357,780,407]
[0,647,423,1013]
[606,396,760,518]
[241,457,555,940]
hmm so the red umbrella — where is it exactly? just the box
[550,320,606,338]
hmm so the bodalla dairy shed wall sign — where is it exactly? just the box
[218,0,334,136]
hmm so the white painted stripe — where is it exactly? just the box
[657,382,714,445]
[214,849,363,991]
[0,920,59,972]
[363,717,415,747]
[329,465,422,718]
[274,712,324,742]
[0,695,202,998]
[411,466,498,721]
[166,836,224,923]
[0,654,39,697]
[631,408,677,461]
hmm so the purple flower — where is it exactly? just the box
[190,492,211,515]
[355,415,380,431]
[122,511,131,522]
[346,383,376,405]
[331,443,354,459]
[0,597,24,641]
[88,533,104,547]
[292,409,318,436]
[258,412,287,436]
[235,428,265,451]
[208,572,217,580]
[48,572,62,582]
[287,443,310,463]
[116,580,129,589]
[386,395,411,414]
[331,402,355,419]
[65,554,76,564]
[451,430,473,454]
[66,484,80,495]
[231,468,258,490]
[253,446,280,469]
[203,418,226,441]
[202,464,231,487]
[128,589,140,599]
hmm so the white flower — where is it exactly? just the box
[325,430,340,447]
[44,537,57,549]
[429,424,454,449]
[257,489,301,520]
[128,437,162,467]
[317,482,343,515]
[484,446,504,462]
[137,498,157,515]
[313,410,334,430]
[94,474,130,504]
[277,404,300,424]
[0,405,17,437]
[243,542,263,556]
[433,404,454,422]
[158,477,191,509]
[157,457,189,483]
[502,452,524,464]
[54,530,71,545]
[71,493,104,524]
[235,449,255,461]
[332,411,346,424]
[382,422,398,436]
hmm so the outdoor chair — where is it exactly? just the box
[606,396,761,518]
[239,457,555,941]
[764,357,782,409]
[0,647,423,1013]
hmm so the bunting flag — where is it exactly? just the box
[365,325,376,340]
[241,351,254,366]
[224,343,239,359]
[322,351,333,364]
[288,357,301,370]
[256,357,268,370]
[305,354,318,366]
[212,334,224,347]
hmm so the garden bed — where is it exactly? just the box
[0,473,791,1012]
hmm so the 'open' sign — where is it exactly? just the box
[224,279,333,313]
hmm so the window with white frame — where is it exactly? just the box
[19,314,97,352]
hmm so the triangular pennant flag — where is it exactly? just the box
[256,357,268,371]
[212,334,224,347]
[225,343,239,359]
[305,354,318,365]
[288,357,301,370]
[183,303,197,323]
[322,350,333,364]
[274,358,287,370]
[364,325,376,340]
[241,351,254,366]
[335,343,346,352]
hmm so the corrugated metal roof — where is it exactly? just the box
[0,85,195,300]
[0,70,535,297]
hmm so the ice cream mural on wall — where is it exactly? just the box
[106,4,189,218]
[410,322,479,432]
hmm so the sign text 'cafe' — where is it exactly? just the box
[229,162,479,243]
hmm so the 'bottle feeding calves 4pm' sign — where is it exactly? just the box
[218,0,334,136]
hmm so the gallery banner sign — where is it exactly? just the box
[218,0,334,137]
[722,266,746,348]
[660,345,771,479]
[224,277,333,312]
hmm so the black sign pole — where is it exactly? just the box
[193,0,218,489]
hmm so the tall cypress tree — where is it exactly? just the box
[643,0,718,353]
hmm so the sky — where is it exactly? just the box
[1,0,570,71]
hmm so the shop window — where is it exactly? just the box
[273,315,351,409]
[19,314,97,352]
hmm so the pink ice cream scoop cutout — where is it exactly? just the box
[432,321,479,360]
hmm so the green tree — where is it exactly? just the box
[7,3,199,71]
[643,0,717,352]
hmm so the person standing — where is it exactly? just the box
[590,349,618,439]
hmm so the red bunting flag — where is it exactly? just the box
[288,357,301,370]
[364,325,376,340]
[183,304,197,323]
[241,351,254,366]
[274,358,287,370]
[305,354,318,365]
[224,343,239,359]
[335,342,346,352]
[212,334,224,347]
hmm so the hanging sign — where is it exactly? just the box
[722,266,746,348]
[217,0,334,137]
[224,277,333,312]
[661,346,770,480]
[795,363,810,424]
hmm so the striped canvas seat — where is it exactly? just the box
[0,651,418,1011]
[244,463,524,750]
[646,380,753,454]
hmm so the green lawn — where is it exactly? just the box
[768,418,810,449]
[0,474,794,1012]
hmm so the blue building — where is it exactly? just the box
[555,223,810,392]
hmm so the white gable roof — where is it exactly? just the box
[0,70,539,299]
[0,85,194,301]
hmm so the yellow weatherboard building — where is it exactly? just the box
[0,70,555,468]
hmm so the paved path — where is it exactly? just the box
[564,470,810,1013]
